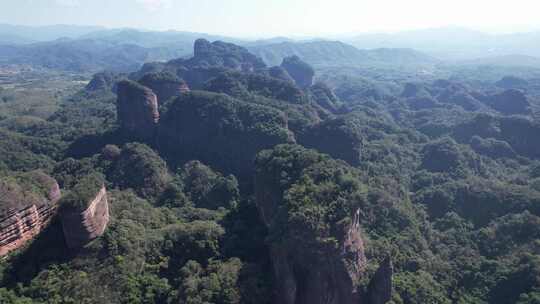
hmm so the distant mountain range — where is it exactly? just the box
[344,27,540,61]
[1,24,540,72]
[248,40,438,67]
[0,24,104,43]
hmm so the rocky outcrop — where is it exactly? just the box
[281,56,315,88]
[192,39,267,72]
[85,71,123,92]
[139,72,190,104]
[0,172,61,257]
[158,91,294,180]
[117,80,160,140]
[203,70,307,104]
[254,145,369,304]
[298,113,364,166]
[268,66,295,83]
[367,257,393,304]
[60,185,109,249]
[309,82,342,113]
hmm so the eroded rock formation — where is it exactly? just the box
[60,185,109,249]
[367,257,393,304]
[139,72,190,104]
[117,80,160,140]
[0,172,61,256]
[158,91,294,180]
[281,56,315,88]
[85,71,123,92]
[254,145,369,304]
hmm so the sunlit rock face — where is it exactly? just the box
[0,172,61,257]
[60,185,109,249]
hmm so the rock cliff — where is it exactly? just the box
[309,82,342,113]
[139,72,190,104]
[191,38,267,72]
[158,91,294,180]
[367,257,393,304]
[85,71,123,92]
[281,56,315,88]
[0,172,61,256]
[298,113,364,166]
[254,145,369,304]
[116,80,160,140]
[60,184,109,249]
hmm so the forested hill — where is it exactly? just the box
[248,40,438,67]
[0,37,540,304]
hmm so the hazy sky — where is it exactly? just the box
[2,0,540,37]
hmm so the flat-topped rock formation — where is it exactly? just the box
[0,172,61,256]
[117,80,160,140]
[59,177,109,249]
[139,72,190,104]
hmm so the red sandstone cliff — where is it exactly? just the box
[60,185,109,249]
[117,80,160,140]
[0,174,61,257]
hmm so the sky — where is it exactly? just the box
[2,0,540,37]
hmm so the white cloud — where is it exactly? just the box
[136,0,172,11]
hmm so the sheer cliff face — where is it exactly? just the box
[254,145,368,304]
[0,172,61,257]
[116,80,160,140]
[60,186,109,249]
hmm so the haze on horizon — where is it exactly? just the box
[2,0,540,38]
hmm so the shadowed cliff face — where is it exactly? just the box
[60,185,109,249]
[368,257,393,304]
[116,80,160,140]
[254,145,369,304]
[281,56,315,88]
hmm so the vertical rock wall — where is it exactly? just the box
[60,186,109,249]
[0,181,61,257]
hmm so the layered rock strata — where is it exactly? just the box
[0,179,61,256]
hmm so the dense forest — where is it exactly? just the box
[0,36,539,304]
